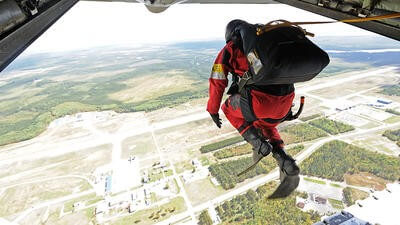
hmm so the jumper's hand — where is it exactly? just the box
[210,113,222,128]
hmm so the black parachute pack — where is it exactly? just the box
[236,20,330,86]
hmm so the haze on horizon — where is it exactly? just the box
[21,1,375,56]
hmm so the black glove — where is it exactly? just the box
[210,113,222,128]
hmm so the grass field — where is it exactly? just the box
[63,193,103,212]
[328,198,344,209]
[344,172,387,191]
[184,178,226,206]
[121,133,158,159]
[0,144,112,183]
[303,177,326,185]
[330,183,342,188]
[343,187,369,206]
[111,197,186,225]
[0,178,91,216]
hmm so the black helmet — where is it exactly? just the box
[225,19,247,43]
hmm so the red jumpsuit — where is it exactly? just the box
[207,41,295,145]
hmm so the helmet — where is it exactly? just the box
[225,19,247,43]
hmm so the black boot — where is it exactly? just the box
[242,126,272,162]
[267,144,301,199]
[272,146,300,176]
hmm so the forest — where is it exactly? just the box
[301,140,400,182]
[198,210,213,225]
[209,146,303,190]
[216,182,320,225]
[280,123,327,144]
[309,118,354,135]
[380,84,400,96]
[385,109,400,116]
[382,129,400,147]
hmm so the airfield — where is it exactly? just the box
[0,66,400,225]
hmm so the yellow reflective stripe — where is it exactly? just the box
[212,64,224,73]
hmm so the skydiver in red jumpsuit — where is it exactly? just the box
[207,20,300,179]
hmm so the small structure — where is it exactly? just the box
[105,175,112,193]
[192,158,201,168]
[315,196,327,205]
[142,171,149,183]
[297,202,305,209]
[377,99,392,105]
[313,211,370,225]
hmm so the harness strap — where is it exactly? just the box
[240,87,258,123]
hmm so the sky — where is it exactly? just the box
[26,1,375,54]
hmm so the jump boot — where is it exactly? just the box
[271,144,300,178]
[268,143,300,199]
[241,126,273,163]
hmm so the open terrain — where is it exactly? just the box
[1,37,400,224]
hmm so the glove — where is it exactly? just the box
[210,113,222,128]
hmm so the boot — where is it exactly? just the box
[242,126,272,162]
[272,147,300,176]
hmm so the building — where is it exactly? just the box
[192,158,201,168]
[315,196,327,204]
[377,99,392,105]
[105,175,112,193]
[313,211,371,225]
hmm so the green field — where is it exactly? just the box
[328,198,344,209]
[342,187,369,206]
[112,197,186,225]
[200,136,244,153]
[330,183,342,188]
[64,193,103,212]
[303,177,326,185]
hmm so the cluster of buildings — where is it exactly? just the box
[313,211,371,225]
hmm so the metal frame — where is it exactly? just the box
[0,0,79,72]
[274,0,400,41]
